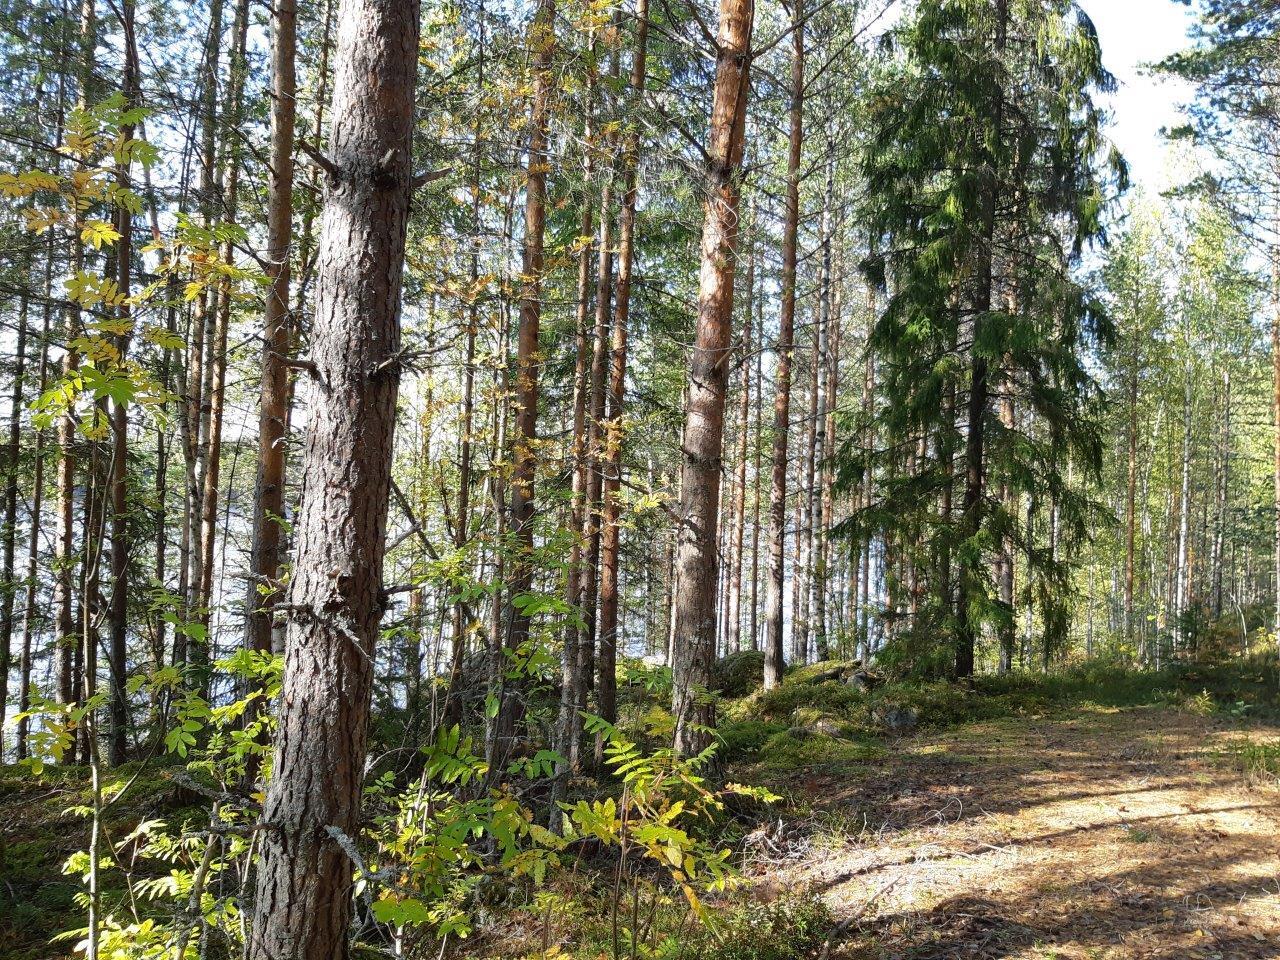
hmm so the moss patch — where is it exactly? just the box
[750,730,887,777]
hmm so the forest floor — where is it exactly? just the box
[4,663,1279,960]
[754,706,1280,960]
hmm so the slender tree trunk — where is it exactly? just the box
[726,229,752,652]
[860,343,876,655]
[79,419,104,765]
[1175,365,1192,653]
[763,0,801,688]
[182,0,225,684]
[1273,264,1280,654]
[597,0,649,750]
[493,0,555,771]
[579,47,618,715]
[196,0,249,663]
[446,11,486,727]
[955,0,1006,679]
[486,194,515,694]
[16,247,53,761]
[1125,344,1138,655]
[748,282,763,650]
[149,180,176,716]
[555,30,596,788]
[0,286,29,758]
[790,373,806,658]
[247,0,418,955]
[997,388,1015,673]
[107,1,139,764]
[1211,367,1229,617]
[816,219,840,661]
[246,0,298,663]
[809,149,833,659]
[798,301,821,663]
[56,0,97,727]
[670,0,753,755]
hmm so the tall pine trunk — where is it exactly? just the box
[556,30,596,787]
[248,0,418,953]
[1211,367,1229,617]
[16,247,53,761]
[197,0,249,655]
[996,389,1015,673]
[810,150,834,658]
[1125,340,1138,655]
[1175,366,1193,653]
[446,17,486,725]
[246,0,298,662]
[1273,265,1280,654]
[670,0,753,755]
[181,0,225,684]
[56,0,97,718]
[748,284,763,650]
[579,52,617,719]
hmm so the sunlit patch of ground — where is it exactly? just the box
[758,708,1280,959]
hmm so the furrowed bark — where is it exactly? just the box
[670,0,753,756]
[247,0,418,954]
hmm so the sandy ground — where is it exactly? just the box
[754,708,1280,959]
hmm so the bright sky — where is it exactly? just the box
[1077,0,1200,193]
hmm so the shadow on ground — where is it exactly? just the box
[770,708,1280,960]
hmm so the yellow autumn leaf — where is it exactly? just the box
[81,219,121,249]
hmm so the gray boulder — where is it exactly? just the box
[872,703,919,733]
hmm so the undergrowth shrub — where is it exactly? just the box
[1219,738,1280,783]
[684,893,833,960]
[717,719,786,757]
[867,631,957,681]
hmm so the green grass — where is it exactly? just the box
[1218,738,1280,782]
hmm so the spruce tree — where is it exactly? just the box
[848,0,1125,676]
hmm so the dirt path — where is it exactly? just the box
[761,707,1280,959]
